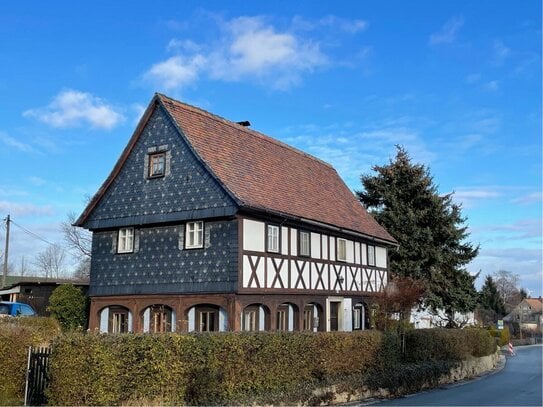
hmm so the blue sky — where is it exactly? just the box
[0,1,541,296]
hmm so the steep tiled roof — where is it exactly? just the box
[158,94,395,243]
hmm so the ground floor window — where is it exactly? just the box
[276,305,289,331]
[109,306,129,333]
[303,305,314,331]
[143,305,173,333]
[198,308,218,332]
[243,307,259,331]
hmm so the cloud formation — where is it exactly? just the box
[429,16,464,45]
[0,200,54,217]
[24,90,125,129]
[143,15,364,91]
[0,131,37,153]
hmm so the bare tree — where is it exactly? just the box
[493,270,525,313]
[72,257,90,281]
[35,244,66,279]
[61,212,91,258]
[18,256,28,277]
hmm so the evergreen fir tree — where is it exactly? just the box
[358,146,479,326]
[479,275,506,317]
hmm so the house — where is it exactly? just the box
[0,276,89,316]
[503,297,543,336]
[75,93,397,334]
[410,308,475,329]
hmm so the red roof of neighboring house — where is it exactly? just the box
[77,93,396,244]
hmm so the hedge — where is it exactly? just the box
[0,317,60,405]
[47,328,496,406]
[404,328,496,362]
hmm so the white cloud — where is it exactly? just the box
[429,16,464,45]
[23,90,125,129]
[293,15,368,33]
[483,80,499,92]
[512,192,542,205]
[492,40,511,65]
[0,131,37,153]
[0,201,54,217]
[452,187,501,208]
[144,16,335,91]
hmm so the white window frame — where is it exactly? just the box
[337,238,347,262]
[148,152,166,178]
[185,221,204,249]
[267,224,280,253]
[299,230,310,257]
[367,244,376,266]
[117,227,134,253]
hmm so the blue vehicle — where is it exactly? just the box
[0,301,36,317]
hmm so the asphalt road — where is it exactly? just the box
[368,345,542,406]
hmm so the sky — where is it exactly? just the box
[0,1,541,296]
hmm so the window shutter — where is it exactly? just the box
[204,225,211,248]
[111,231,118,254]
[134,230,140,253]
[178,228,184,250]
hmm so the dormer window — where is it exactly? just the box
[149,152,166,178]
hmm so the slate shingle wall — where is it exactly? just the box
[84,106,237,230]
[89,219,238,296]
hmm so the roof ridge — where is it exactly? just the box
[156,93,334,169]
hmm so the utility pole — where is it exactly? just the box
[2,214,10,288]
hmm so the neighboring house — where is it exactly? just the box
[504,297,543,335]
[0,276,89,316]
[410,307,475,329]
[75,93,397,334]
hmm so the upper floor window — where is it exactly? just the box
[299,231,310,257]
[117,228,134,253]
[267,224,280,253]
[337,238,347,262]
[186,221,204,249]
[149,152,166,178]
[367,245,376,266]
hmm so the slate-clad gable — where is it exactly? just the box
[82,106,237,230]
[89,219,238,296]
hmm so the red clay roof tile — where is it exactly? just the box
[158,94,395,243]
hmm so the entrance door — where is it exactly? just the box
[330,302,339,331]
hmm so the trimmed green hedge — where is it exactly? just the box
[47,328,496,406]
[404,328,496,362]
[0,317,60,405]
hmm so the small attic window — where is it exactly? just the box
[149,152,166,178]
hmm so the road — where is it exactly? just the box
[368,345,542,406]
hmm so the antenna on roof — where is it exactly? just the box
[236,121,251,127]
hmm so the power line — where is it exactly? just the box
[10,219,57,247]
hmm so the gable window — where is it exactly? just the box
[337,238,347,262]
[367,245,376,266]
[299,231,310,257]
[186,221,204,249]
[117,228,134,253]
[149,152,166,178]
[267,224,280,253]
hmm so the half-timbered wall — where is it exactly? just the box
[241,218,388,294]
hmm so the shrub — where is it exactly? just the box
[47,328,497,406]
[405,328,495,362]
[0,317,60,404]
[47,284,88,331]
